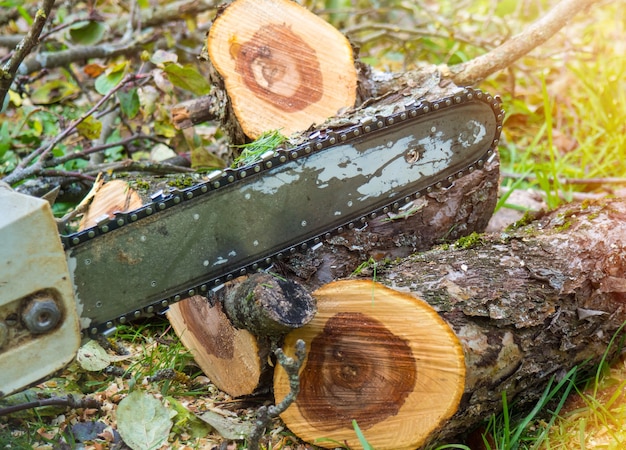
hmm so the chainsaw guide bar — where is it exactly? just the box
[62,88,504,337]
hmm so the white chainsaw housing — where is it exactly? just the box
[0,184,80,397]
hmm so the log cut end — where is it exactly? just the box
[208,0,357,139]
[78,179,142,230]
[167,296,262,397]
[274,280,465,450]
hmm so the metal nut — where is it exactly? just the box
[22,298,61,334]
[405,148,420,164]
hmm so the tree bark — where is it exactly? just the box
[272,198,626,448]
[276,151,500,291]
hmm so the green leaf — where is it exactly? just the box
[76,341,111,372]
[68,20,106,45]
[30,79,80,104]
[16,5,32,25]
[0,122,10,159]
[150,49,178,66]
[95,62,127,95]
[162,63,211,96]
[166,397,212,438]
[76,340,133,372]
[196,410,254,440]
[154,120,177,138]
[117,88,140,119]
[76,115,102,140]
[117,390,175,450]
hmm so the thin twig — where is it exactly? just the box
[0,394,101,417]
[84,159,196,176]
[247,340,306,450]
[0,0,56,107]
[39,170,97,181]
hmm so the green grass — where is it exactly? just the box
[492,1,626,211]
[113,320,203,397]
[232,130,287,167]
[481,367,579,450]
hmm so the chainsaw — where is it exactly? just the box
[0,87,503,397]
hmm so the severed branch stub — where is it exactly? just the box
[247,340,306,450]
[221,273,317,338]
[167,273,316,397]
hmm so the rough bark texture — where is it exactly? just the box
[221,273,317,338]
[171,95,222,130]
[168,273,317,397]
[351,198,626,446]
[276,152,500,291]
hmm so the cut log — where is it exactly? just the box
[274,280,466,450]
[167,295,264,397]
[270,199,626,448]
[78,179,142,229]
[164,154,498,397]
[167,273,316,396]
[207,0,357,139]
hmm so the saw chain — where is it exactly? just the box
[61,87,504,338]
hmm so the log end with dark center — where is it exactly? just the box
[275,280,466,450]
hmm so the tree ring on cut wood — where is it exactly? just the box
[207,0,357,139]
[232,24,323,112]
[274,280,466,450]
[298,311,416,430]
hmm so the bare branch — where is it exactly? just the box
[0,394,101,416]
[445,0,601,85]
[247,340,306,450]
[18,39,149,75]
[0,0,56,107]
[2,73,150,186]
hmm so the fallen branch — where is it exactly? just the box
[0,394,101,417]
[17,39,149,75]
[444,0,601,85]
